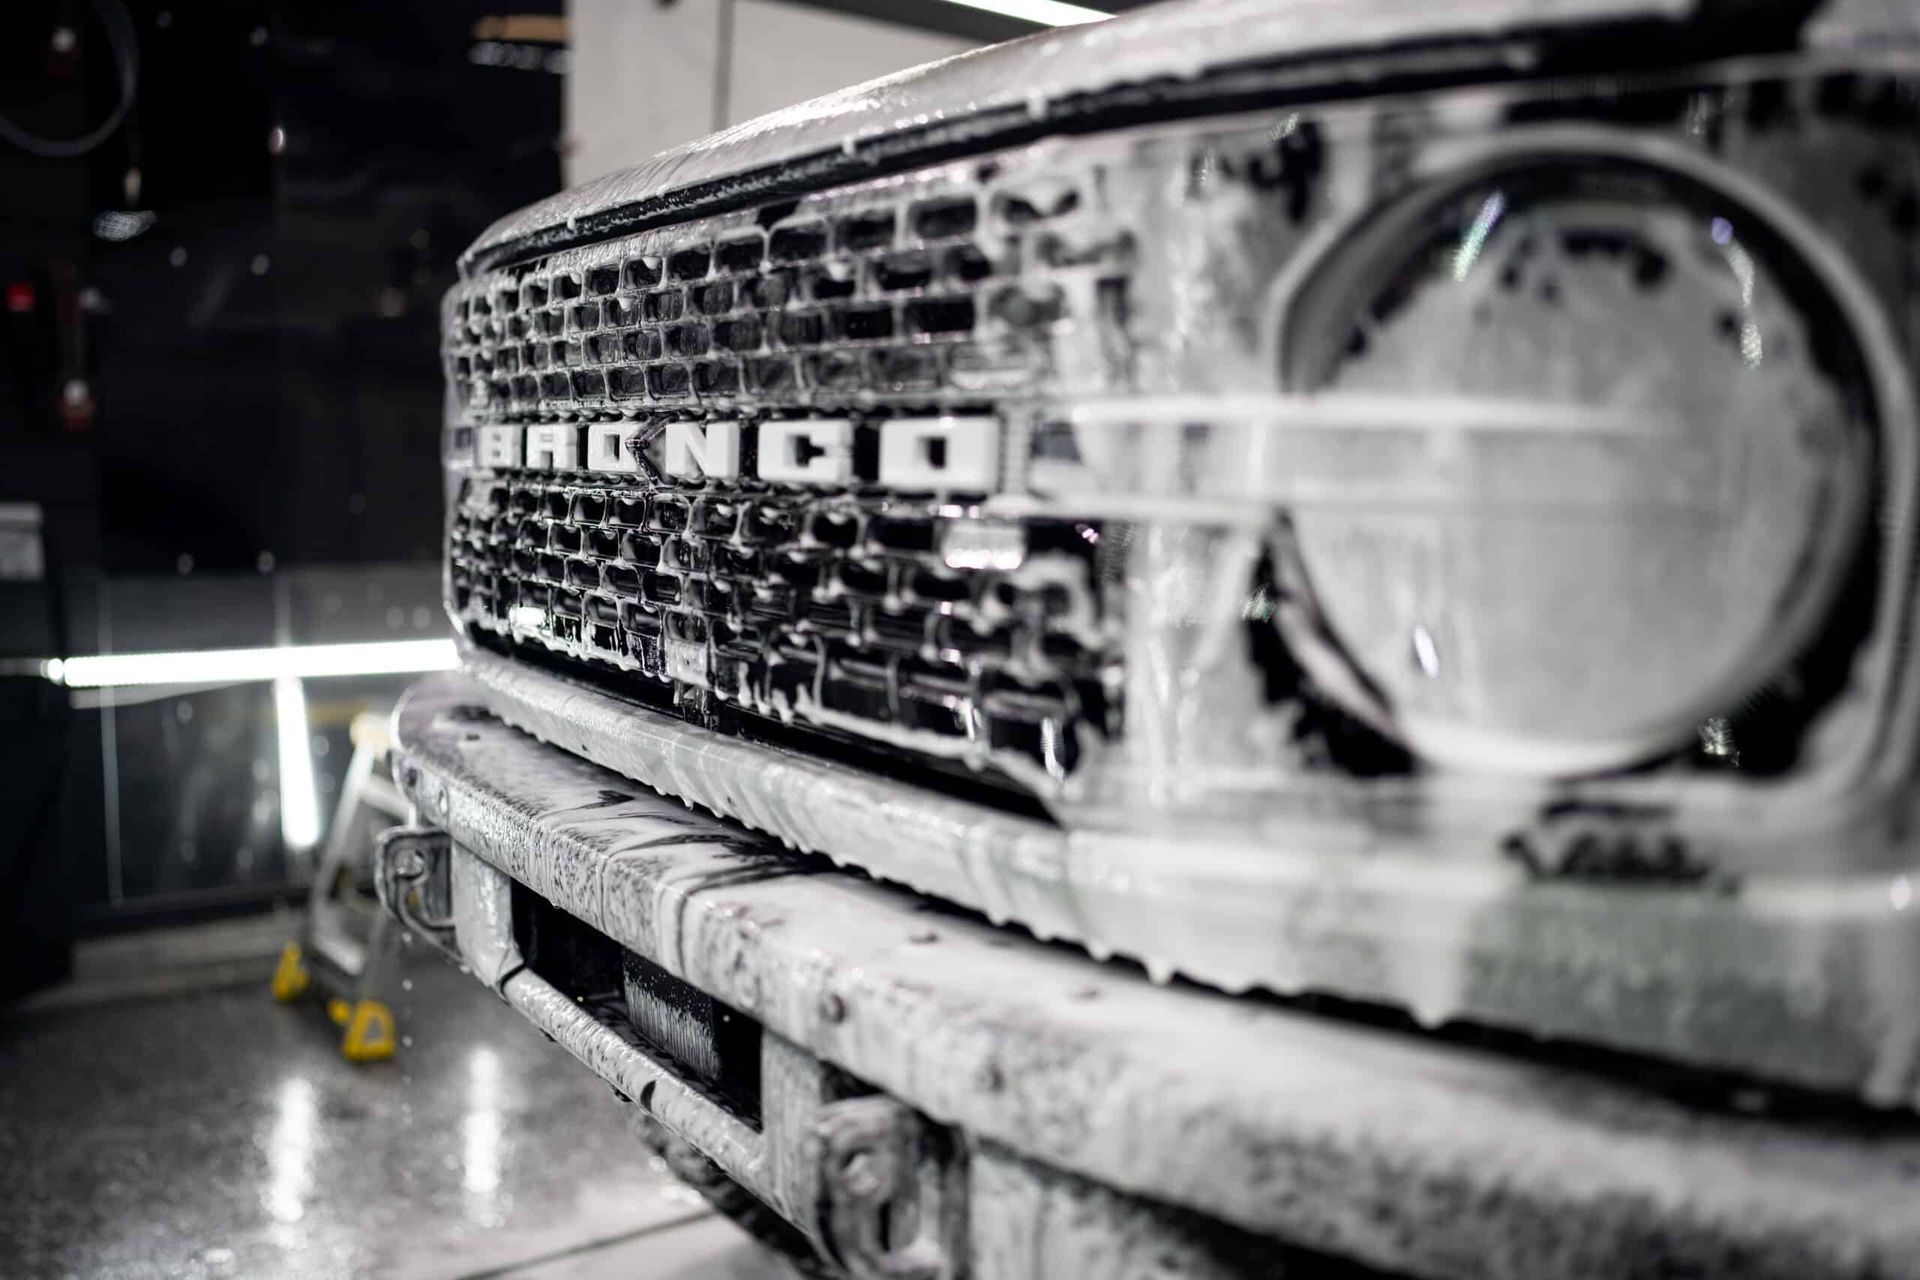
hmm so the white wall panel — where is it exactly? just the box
[567,0,979,187]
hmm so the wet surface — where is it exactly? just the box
[0,926,779,1280]
[396,678,1920,1280]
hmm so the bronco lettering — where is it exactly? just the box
[485,416,1002,490]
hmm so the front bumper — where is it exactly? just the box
[455,641,1920,1105]
[381,673,1920,1280]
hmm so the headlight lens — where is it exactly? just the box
[1278,149,1876,775]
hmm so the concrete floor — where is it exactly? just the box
[0,916,791,1280]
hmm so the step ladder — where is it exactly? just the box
[270,710,411,1062]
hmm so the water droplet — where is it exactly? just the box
[1411,624,1441,678]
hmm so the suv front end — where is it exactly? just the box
[438,0,1920,1103]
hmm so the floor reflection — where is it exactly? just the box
[0,929,726,1279]
[464,1046,504,1210]
[263,1075,318,1227]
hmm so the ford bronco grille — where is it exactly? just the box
[444,155,1136,803]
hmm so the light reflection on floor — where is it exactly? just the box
[262,1075,318,1231]
[0,923,789,1280]
[464,1045,504,1208]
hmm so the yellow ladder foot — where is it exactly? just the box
[270,941,310,1003]
[340,999,397,1063]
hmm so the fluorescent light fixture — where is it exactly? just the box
[937,0,1109,27]
[275,674,323,853]
[44,638,458,689]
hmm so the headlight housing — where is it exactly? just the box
[1276,135,1883,776]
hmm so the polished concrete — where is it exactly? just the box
[0,917,790,1280]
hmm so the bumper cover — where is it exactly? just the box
[387,672,1920,1280]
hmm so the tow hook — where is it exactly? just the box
[813,1096,961,1280]
[372,825,458,960]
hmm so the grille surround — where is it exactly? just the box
[445,154,1140,805]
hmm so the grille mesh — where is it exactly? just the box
[443,182,1121,417]
[451,465,1113,792]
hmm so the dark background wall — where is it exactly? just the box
[78,0,565,573]
[0,0,562,936]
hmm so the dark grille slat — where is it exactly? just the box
[439,162,1132,415]
[450,469,1113,792]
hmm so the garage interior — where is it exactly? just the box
[8,2,1920,1279]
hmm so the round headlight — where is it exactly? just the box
[1276,142,1878,776]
